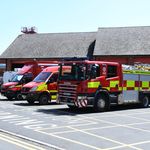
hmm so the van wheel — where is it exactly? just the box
[39,94,49,105]
[140,96,149,108]
[27,99,35,104]
[15,93,23,100]
[94,95,109,112]
[6,96,13,100]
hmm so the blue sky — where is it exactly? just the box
[1,0,150,54]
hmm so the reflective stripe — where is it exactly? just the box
[15,85,22,87]
[51,95,57,99]
[118,87,122,90]
[49,90,58,93]
[134,87,139,91]
[110,81,119,88]
[142,81,149,88]
[37,83,47,91]
[88,82,100,88]
[123,70,150,75]
[123,87,127,90]
[127,80,135,87]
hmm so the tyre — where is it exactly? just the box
[140,95,149,108]
[15,93,23,100]
[27,99,35,104]
[6,96,13,100]
[39,94,50,105]
[94,94,110,112]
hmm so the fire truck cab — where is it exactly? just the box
[58,59,150,111]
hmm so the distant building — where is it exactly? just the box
[94,26,150,64]
[0,32,96,70]
[0,26,150,71]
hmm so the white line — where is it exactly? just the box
[44,131,103,150]
[37,125,139,150]
[0,129,64,150]
[131,140,150,146]
[68,126,141,150]
[51,121,150,135]
[113,113,150,122]
[0,132,45,150]
[36,122,96,131]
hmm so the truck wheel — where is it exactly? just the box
[94,95,109,112]
[140,96,149,108]
[39,94,49,105]
[27,99,35,104]
[6,96,13,100]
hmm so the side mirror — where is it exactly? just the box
[8,79,11,82]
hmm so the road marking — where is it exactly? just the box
[0,103,150,150]
[38,125,140,150]
[46,121,150,135]
[0,129,64,150]
[113,112,150,122]
[0,132,46,150]
[34,110,150,149]
[69,126,141,150]
[45,131,103,150]
[84,114,150,134]
[131,140,150,146]
[36,122,96,131]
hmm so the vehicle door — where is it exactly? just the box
[47,73,58,100]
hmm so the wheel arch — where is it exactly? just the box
[40,91,51,97]
[95,89,110,101]
[139,92,150,108]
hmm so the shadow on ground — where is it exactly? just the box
[35,104,148,116]
[13,101,60,106]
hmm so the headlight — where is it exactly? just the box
[30,86,37,92]
[9,85,15,89]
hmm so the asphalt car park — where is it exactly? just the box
[0,95,150,150]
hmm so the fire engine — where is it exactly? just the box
[58,59,150,111]
[21,66,59,105]
[1,62,46,100]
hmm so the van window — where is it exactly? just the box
[107,65,117,78]
[49,73,58,82]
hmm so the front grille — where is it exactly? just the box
[21,87,31,93]
[58,83,77,102]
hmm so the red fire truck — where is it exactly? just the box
[58,59,150,111]
[21,66,59,105]
[1,62,46,100]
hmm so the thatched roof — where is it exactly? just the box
[0,32,96,59]
[94,26,150,56]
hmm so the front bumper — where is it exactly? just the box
[58,94,94,107]
[22,92,41,101]
[1,90,17,98]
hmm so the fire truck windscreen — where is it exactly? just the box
[33,72,51,82]
[59,63,100,81]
